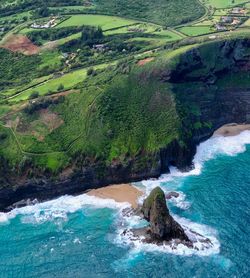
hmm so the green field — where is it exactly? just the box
[0,11,31,22]
[242,18,250,26]
[204,0,249,8]
[56,15,138,30]
[8,62,116,102]
[105,24,183,42]
[193,16,221,26]
[177,26,214,36]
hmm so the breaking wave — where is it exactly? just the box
[0,194,130,224]
[1,130,250,259]
[114,212,220,257]
[141,130,250,190]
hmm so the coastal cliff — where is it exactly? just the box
[0,38,250,211]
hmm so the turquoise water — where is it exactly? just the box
[1,132,250,278]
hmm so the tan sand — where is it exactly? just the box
[213,123,250,137]
[87,184,143,208]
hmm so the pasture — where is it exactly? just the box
[8,62,115,103]
[56,15,138,31]
[203,0,249,9]
[177,26,214,36]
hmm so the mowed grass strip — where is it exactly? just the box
[56,14,138,30]
[177,26,214,36]
[205,0,249,8]
[10,69,87,102]
[105,23,181,39]
[9,62,115,102]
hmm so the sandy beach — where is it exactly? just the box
[87,184,143,208]
[213,123,250,137]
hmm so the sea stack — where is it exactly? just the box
[142,187,189,242]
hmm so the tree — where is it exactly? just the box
[29,91,39,99]
[57,84,64,91]
[36,6,49,17]
[87,67,94,76]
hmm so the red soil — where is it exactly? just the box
[1,35,40,55]
[137,57,155,66]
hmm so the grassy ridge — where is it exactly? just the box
[0,13,249,176]
[93,0,205,26]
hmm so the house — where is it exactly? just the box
[232,18,241,25]
[215,24,226,31]
[93,44,106,51]
[220,16,233,24]
[31,23,41,29]
[31,17,58,29]
[231,7,246,15]
[62,53,69,59]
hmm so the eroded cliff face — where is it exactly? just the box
[0,38,250,211]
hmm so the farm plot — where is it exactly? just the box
[0,34,40,55]
[177,26,215,36]
[9,62,114,102]
[241,18,250,26]
[203,0,249,9]
[56,15,138,30]
[105,23,182,44]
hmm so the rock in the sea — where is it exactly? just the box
[142,187,189,241]
[165,191,179,200]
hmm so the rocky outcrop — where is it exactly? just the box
[141,187,189,241]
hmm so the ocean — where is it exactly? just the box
[0,131,250,278]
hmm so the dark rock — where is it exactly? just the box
[166,191,179,199]
[141,187,189,241]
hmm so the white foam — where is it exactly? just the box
[0,212,9,224]
[193,130,250,175]
[116,214,220,257]
[167,191,191,210]
[141,130,250,189]
[1,194,131,224]
[114,131,250,257]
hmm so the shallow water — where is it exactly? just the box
[1,132,250,278]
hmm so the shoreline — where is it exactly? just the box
[213,123,250,137]
[87,124,250,207]
[1,123,250,212]
[87,184,143,209]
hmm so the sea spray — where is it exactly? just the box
[141,130,250,192]
[0,194,131,224]
[123,131,250,257]
[1,131,250,260]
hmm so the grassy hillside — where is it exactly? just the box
[0,28,250,182]
[94,0,205,26]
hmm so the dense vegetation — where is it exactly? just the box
[0,40,242,173]
[0,0,83,16]
[94,0,205,26]
[0,0,205,27]
[0,49,40,92]
[27,26,93,45]
[0,0,250,191]
[59,25,103,50]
